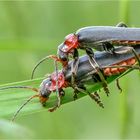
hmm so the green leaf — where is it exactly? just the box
[0,72,129,121]
[0,119,33,138]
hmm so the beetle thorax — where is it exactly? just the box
[61,33,79,53]
[49,71,65,91]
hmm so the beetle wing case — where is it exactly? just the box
[76,26,140,50]
[64,45,140,83]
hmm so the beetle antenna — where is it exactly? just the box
[0,86,39,122]
[31,55,59,79]
[11,94,39,122]
[54,60,60,106]
[0,86,38,92]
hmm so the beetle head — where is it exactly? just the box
[39,71,65,105]
[58,43,69,62]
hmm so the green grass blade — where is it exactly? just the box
[0,72,130,121]
[0,119,33,138]
[119,0,131,138]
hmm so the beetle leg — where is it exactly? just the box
[86,47,110,96]
[94,91,101,99]
[105,20,126,93]
[89,92,104,108]
[59,89,65,97]
[73,88,78,100]
[71,49,79,86]
[102,22,128,53]
[48,89,65,112]
[55,60,61,109]
[116,22,128,27]
[103,42,115,53]
[74,85,104,108]
[116,79,122,93]
[72,84,85,100]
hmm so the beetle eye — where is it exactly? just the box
[46,81,51,87]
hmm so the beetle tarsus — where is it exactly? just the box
[73,91,78,100]
[48,90,63,112]
[103,85,109,96]
[94,91,101,99]
[89,93,104,108]
[73,85,104,108]
[116,79,122,93]
[48,98,60,112]
[116,22,128,28]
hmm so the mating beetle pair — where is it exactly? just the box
[1,23,140,121]
[2,45,140,121]
[31,22,140,103]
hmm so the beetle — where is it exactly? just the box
[57,22,140,93]
[1,45,140,121]
[31,22,140,97]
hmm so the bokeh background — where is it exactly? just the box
[0,0,140,139]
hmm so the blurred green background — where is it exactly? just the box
[0,0,140,139]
